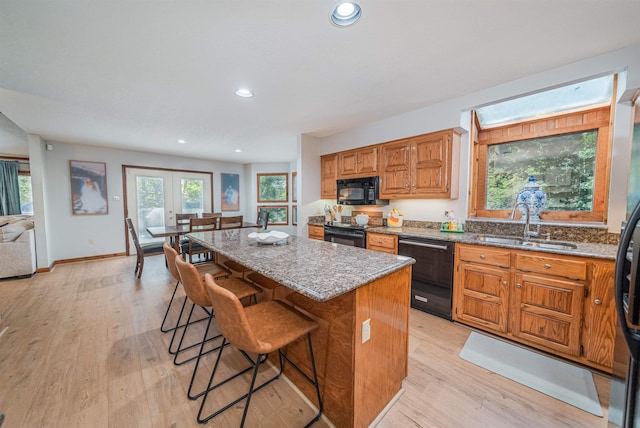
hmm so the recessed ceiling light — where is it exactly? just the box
[177,139,186,144]
[235,88,254,98]
[234,149,242,153]
[331,2,361,27]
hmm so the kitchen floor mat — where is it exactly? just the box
[459,331,603,417]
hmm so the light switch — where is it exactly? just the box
[362,318,371,343]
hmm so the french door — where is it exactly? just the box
[124,167,213,245]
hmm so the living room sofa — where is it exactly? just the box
[0,215,36,279]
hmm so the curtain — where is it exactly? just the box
[0,160,21,215]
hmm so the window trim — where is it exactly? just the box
[256,205,289,225]
[257,173,289,203]
[470,105,614,223]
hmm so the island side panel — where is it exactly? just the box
[274,287,356,428]
[354,265,411,428]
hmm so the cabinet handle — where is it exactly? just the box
[480,255,486,259]
[544,263,551,269]
[516,283,522,288]
[411,184,416,187]
[594,299,602,305]
[501,280,508,286]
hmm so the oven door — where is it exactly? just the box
[324,228,366,248]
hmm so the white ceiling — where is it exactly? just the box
[1,1,639,163]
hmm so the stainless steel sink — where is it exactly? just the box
[520,240,578,250]
[473,234,578,250]
[474,235,523,245]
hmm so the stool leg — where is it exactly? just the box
[240,353,264,428]
[160,281,180,333]
[305,333,323,427]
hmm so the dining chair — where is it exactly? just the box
[174,256,259,385]
[175,213,198,252]
[125,218,164,278]
[199,274,322,426]
[257,209,269,230]
[182,217,218,263]
[219,215,243,229]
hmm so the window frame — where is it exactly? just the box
[470,105,613,223]
[257,173,289,203]
[257,205,289,225]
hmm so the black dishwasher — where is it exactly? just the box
[398,236,455,320]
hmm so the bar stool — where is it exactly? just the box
[161,243,229,336]
[172,253,260,368]
[200,274,323,427]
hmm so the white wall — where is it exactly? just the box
[302,44,640,233]
[30,141,247,265]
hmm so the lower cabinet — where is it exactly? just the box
[366,232,398,254]
[308,224,324,240]
[453,243,616,372]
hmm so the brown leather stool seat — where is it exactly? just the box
[199,275,323,427]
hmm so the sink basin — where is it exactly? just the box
[520,240,578,250]
[474,235,523,245]
[473,234,578,250]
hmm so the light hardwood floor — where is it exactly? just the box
[0,255,611,427]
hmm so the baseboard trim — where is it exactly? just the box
[37,252,127,272]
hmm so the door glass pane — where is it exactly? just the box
[136,176,166,243]
[181,178,204,214]
[486,130,597,211]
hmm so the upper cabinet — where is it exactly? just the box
[321,154,338,199]
[380,129,461,199]
[337,146,378,177]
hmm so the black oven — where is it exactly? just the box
[324,223,366,248]
[336,176,389,206]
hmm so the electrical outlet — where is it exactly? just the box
[88,239,94,245]
[362,318,371,343]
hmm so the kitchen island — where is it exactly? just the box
[189,229,415,428]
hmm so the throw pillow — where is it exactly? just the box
[1,219,35,242]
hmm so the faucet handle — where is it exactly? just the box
[527,224,541,238]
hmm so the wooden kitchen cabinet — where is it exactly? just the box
[337,146,378,178]
[320,154,338,199]
[379,129,461,199]
[308,224,324,241]
[453,246,511,333]
[366,232,398,254]
[453,243,616,372]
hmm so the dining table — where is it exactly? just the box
[146,221,259,251]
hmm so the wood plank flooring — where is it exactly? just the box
[0,255,611,427]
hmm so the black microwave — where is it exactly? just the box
[336,176,389,206]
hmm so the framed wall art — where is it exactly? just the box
[70,160,108,215]
[221,173,240,211]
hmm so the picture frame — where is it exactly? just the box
[257,173,288,202]
[258,206,288,225]
[70,160,108,215]
[221,173,240,211]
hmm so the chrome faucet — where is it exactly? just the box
[510,202,532,240]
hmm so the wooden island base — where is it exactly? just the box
[260,265,412,428]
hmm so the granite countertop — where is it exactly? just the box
[311,221,618,260]
[188,229,415,302]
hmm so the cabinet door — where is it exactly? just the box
[412,131,450,196]
[321,154,338,199]
[308,225,324,240]
[357,147,378,175]
[338,151,358,177]
[453,263,509,333]
[379,140,411,198]
[512,273,583,357]
[582,261,616,368]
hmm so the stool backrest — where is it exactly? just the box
[175,256,212,308]
[163,243,180,283]
[204,274,262,354]
[220,215,243,229]
[201,212,222,219]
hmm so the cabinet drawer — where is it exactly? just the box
[457,245,511,268]
[308,225,324,240]
[515,253,587,280]
[367,233,397,251]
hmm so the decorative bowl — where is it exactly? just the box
[248,230,289,245]
[355,214,369,226]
